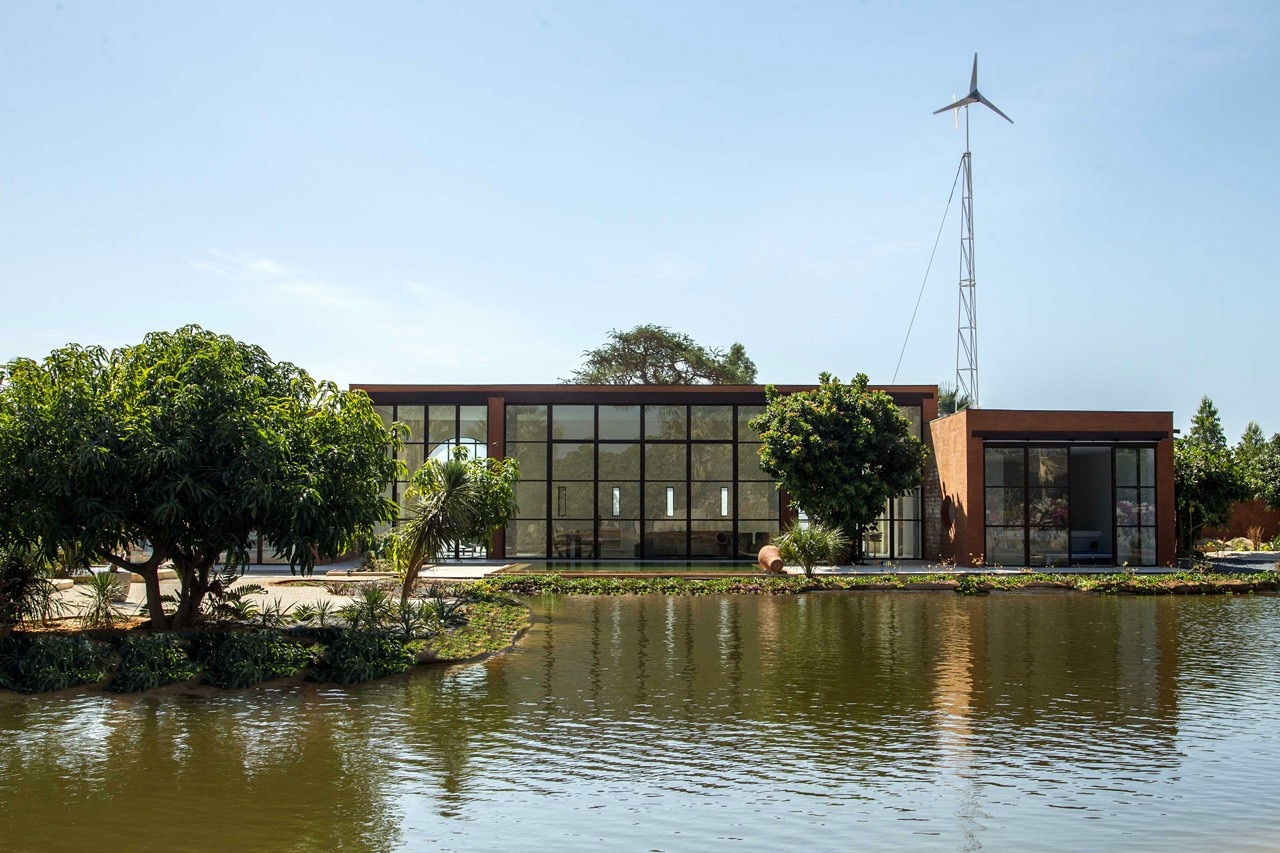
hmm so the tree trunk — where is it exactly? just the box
[104,550,170,629]
[171,558,223,629]
[401,560,418,607]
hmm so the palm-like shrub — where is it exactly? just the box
[0,546,65,630]
[773,523,850,576]
[392,455,483,605]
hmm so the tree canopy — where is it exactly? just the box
[1235,421,1280,511]
[751,373,928,562]
[0,326,404,627]
[1174,396,1248,552]
[565,324,757,384]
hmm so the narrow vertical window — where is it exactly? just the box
[720,486,729,517]
[557,486,567,517]
[666,487,675,517]
[612,487,621,517]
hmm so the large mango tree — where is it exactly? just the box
[0,326,403,628]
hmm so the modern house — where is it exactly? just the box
[354,383,1175,568]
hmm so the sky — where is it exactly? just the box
[1,1,1277,440]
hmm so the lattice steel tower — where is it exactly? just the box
[933,54,1012,408]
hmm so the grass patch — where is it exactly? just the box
[424,601,529,662]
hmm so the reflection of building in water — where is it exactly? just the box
[925,595,1181,766]
[932,599,983,753]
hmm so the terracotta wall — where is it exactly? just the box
[928,409,1176,568]
[1203,499,1280,543]
[929,411,977,566]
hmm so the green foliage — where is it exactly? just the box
[109,634,197,692]
[393,447,519,604]
[1175,397,1249,553]
[0,326,404,629]
[479,570,1280,598]
[1236,422,1270,496]
[0,635,109,693]
[1241,431,1280,511]
[937,382,972,416]
[565,324,757,385]
[76,571,129,629]
[424,595,467,629]
[339,583,396,630]
[752,373,928,561]
[773,522,850,576]
[191,630,314,689]
[195,566,267,624]
[423,601,528,662]
[0,546,66,628]
[310,630,415,685]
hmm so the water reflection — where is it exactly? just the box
[2,594,1280,850]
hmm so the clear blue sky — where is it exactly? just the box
[2,1,1276,439]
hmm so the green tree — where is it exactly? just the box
[1235,421,1280,505]
[937,382,972,416]
[0,327,403,628]
[773,522,849,576]
[392,448,518,605]
[566,324,757,384]
[1174,396,1248,553]
[1253,434,1280,510]
[751,373,928,562]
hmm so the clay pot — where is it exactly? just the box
[758,545,784,574]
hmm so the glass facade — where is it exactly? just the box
[983,444,1158,567]
[383,403,489,557]
[863,406,925,559]
[374,393,931,563]
[505,402,789,560]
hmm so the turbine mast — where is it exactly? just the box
[958,112,978,408]
[933,53,1012,409]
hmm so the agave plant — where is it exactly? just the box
[773,522,850,577]
[77,571,129,629]
[339,583,396,631]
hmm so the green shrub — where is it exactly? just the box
[77,571,129,629]
[109,634,197,692]
[0,546,66,628]
[0,635,109,693]
[311,630,415,685]
[191,630,314,689]
[338,584,396,630]
[773,522,850,576]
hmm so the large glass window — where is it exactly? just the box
[737,406,765,442]
[644,405,686,440]
[598,406,641,441]
[498,401,850,560]
[1115,447,1157,566]
[1069,447,1113,565]
[690,406,733,440]
[397,405,425,443]
[645,443,686,480]
[506,405,547,441]
[552,406,595,441]
[983,444,1158,568]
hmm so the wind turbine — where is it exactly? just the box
[933,54,1012,409]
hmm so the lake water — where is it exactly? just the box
[3,592,1280,851]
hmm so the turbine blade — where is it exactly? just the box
[933,95,976,115]
[976,94,1014,123]
[970,53,978,94]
